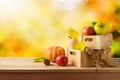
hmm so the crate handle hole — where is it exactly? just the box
[85,38,93,42]
[70,51,76,56]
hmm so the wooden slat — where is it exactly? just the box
[0,58,119,80]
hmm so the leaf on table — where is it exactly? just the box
[34,57,46,62]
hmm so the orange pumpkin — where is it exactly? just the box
[45,46,65,62]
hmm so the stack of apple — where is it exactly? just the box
[82,22,112,35]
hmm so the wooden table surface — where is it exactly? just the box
[0,58,120,80]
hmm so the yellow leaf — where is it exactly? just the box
[73,41,85,51]
[68,28,80,39]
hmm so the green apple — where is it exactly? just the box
[94,22,112,35]
[89,21,97,27]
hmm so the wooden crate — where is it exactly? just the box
[78,34,112,49]
[67,47,112,67]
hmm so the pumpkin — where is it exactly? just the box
[45,46,65,62]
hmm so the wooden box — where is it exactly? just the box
[78,34,112,49]
[67,47,112,67]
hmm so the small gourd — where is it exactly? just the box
[45,46,65,62]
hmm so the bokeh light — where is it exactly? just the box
[0,0,119,57]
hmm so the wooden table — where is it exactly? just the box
[0,58,120,80]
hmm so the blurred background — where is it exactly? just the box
[0,0,120,57]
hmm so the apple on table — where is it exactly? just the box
[56,55,68,66]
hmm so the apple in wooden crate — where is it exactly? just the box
[81,22,112,49]
[94,22,112,35]
[82,26,96,36]
[78,34,112,49]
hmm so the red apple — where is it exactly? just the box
[82,26,95,35]
[56,55,68,66]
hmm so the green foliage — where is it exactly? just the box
[112,40,120,58]
[116,5,120,20]
[33,57,46,62]
[106,22,113,30]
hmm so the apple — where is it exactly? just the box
[82,26,96,35]
[56,55,68,66]
[89,22,97,27]
[94,22,110,35]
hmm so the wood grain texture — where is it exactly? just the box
[0,72,120,80]
[0,58,119,80]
